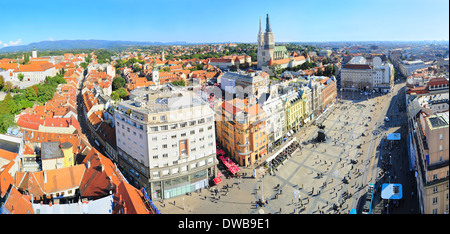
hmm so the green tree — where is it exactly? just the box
[85,54,92,63]
[37,85,56,104]
[0,113,16,133]
[25,86,38,101]
[0,75,4,90]
[4,81,13,92]
[18,73,25,81]
[110,92,120,101]
[113,88,128,99]
[171,80,185,86]
[79,62,88,70]
[112,76,126,90]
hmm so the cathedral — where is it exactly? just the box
[257,14,308,74]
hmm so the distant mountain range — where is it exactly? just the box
[0,39,190,53]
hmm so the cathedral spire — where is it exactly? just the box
[265,13,272,32]
[259,17,263,34]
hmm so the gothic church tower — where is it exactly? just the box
[257,14,275,70]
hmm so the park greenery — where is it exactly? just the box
[0,74,66,133]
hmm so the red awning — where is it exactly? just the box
[229,165,240,174]
[213,177,222,185]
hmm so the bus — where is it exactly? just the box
[362,183,375,214]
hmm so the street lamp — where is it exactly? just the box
[259,167,265,203]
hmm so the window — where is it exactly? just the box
[433,197,438,205]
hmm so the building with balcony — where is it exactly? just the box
[259,84,286,151]
[216,97,268,166]
[114,84,217,200]
[409,111,449,214]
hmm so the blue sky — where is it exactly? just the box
[1,0,448,47]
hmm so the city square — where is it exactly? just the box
[155,82,419,214]
[0,1,446,218]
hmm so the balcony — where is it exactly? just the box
[236,141,250,147]
[237,150,252,156]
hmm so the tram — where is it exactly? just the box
[361,183,375,214]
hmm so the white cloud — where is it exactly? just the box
[8,38,22,46]
[3,43,8,47]
[48,37,54,41]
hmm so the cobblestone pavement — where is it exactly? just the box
[156,83,417,214]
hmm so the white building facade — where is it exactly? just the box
[261,85,286,151]
[398,60,428,77]
[114,85,217,200]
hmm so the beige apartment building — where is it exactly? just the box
[114,85,217,200]
[411,111,449,214]
[215,97,268,166]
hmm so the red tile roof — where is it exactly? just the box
[0,161,15,197]
[113,181,152,214]
[1,186,34,214]
[13,62,54,72]
[80,148,123,198]
[16,164,86,200]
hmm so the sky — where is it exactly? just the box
[1,0,448,47]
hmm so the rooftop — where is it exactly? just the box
[120,85,208,114]
[41,142,63,160]
[427,111,449,129]
[221,71,269,85]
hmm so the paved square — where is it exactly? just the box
[156,90,402,214]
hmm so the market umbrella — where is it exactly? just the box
[229,165,240,174]
[213,177,222,185]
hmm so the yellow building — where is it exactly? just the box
[41,142,74,170]
[284,93,303,131]
[216,98,268,166]
[61,142,74,168]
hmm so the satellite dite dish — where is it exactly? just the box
[373,57,382,66]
